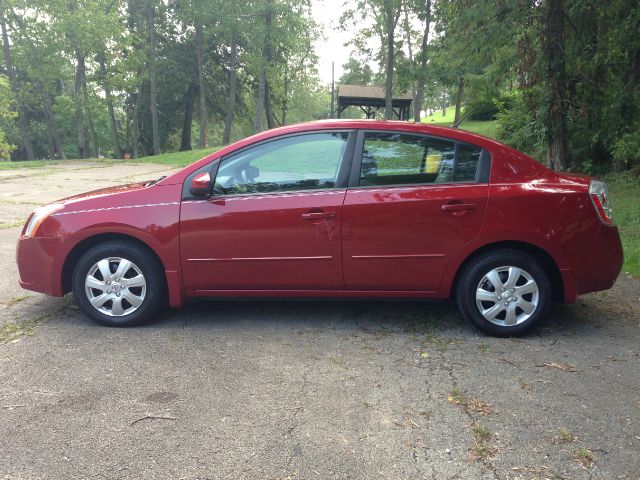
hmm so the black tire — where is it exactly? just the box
[455,249,551,337]
[72,240,166,327]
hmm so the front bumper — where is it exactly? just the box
[16,235,65,297]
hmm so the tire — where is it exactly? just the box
[455,249,551,337]
[72,241,166,327]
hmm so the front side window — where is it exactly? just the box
[359,132,483,187]
[214,132,349,195]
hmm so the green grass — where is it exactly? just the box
[0,147,220,171]
[0,159,64,170]
[421,109,500,139]
[606,173,640,276]
[128,147,220,167]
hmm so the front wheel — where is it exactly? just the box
[72,241,166,327]
[455,250,551,336]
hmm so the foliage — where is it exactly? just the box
[0,75,17,160]
[339,57,374,85]
[1,0,639,175]
[0,0,324,160]
[606,173,640,276]
[612,130,640,174]
[495,91,546,162]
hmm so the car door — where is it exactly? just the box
[180,131,355,292]
[342,130,490,291]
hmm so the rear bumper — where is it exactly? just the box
[561,224,623,303]
[16,235,64,297]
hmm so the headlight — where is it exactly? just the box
[23,204,63,237]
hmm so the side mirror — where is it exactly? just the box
[190,172,211,196]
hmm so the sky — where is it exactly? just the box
[310,0,421,86]
[310,0,356,85]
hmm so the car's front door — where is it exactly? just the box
[180,131,354,293]
[342,130,490,291]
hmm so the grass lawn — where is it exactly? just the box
[0,159,66,170]
[421,109,500,138]
[0,147,220,171]
[606,173,640,277]
[126,147,220,167]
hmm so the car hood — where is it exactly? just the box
[53,181,151,207]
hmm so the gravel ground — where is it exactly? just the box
[0,162,638,480]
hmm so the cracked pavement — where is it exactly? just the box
[0,162,638,479]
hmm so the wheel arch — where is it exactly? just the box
[450,240,564,303]
[61,232,168,296]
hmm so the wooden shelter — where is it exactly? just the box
[336,84,413,120]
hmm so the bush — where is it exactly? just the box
[495,91,546,162]
[612,130,640,173]
[466,98,498,121]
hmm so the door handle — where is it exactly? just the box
[441,202,477,212]
[301,211,337,220]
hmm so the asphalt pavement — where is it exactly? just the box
[0,162,638,480]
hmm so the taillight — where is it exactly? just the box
[589,179,614,225]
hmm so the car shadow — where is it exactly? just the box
[154,298,470,335]
[38,292,626,342]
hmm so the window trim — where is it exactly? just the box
[347,129,491,189]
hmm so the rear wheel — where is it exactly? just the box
[72,241,165,327]
[455,250,551,336]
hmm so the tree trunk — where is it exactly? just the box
[85,101,98,157]
[413,0,431,122]
[98,50,122,158]
[453,76,464,126]
[255,0,273,132]
[545,0,570,171]
[254,67,266,133]
[42,88,64,159]
[402,5,416,116]
[180,81,196,151]
[147,2,160,155]
[132,84,144,158]
[265,81,275,129]
[0,12,34,160]
[223,28,238,145]
[282,66,289,125]
[195,22,207,148]
[74,49,87,159]
[383,0,396,119]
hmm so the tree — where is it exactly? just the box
[146,1,160,155]
[222,26,238,144]
[545,0,570,170]
[0,5,33,159]
[0,75,17,159]
[341,0,402,119]
[407,0,431,122]
[339,57,374,85]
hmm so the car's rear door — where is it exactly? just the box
[342,130,490,291]
[180,131,355,292]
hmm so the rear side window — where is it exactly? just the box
[359,132,484,186]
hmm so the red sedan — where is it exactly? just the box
[16,120,623,336]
